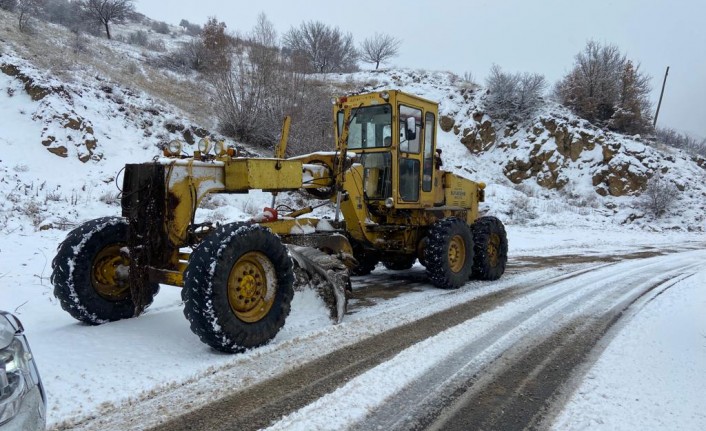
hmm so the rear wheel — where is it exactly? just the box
[471,216,508,280]
[183,223,294,353]
[425,218,474,289]
[51,217,159,324]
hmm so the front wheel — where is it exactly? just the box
[471,216,508,280]
[51,217,159,324]
[425,218,474,289]
[350,244,379,276]
[182,223,294,353]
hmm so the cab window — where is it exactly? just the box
[361,153,392,199]
[399,158,420,201]
[342,105,392,149]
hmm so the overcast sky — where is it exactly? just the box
[134,0,706,138]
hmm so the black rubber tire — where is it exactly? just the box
[425,218,474,289]
[51,217,159,324]
[382,255,417,271]
[350,244,379,276]
[182,223,294,353]
[471,216,508,280]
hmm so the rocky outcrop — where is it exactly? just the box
[458,112,496,154]
[0,63,64,101]
[592,163,649,196]
[501,115,656,196]
[35,108,101,162]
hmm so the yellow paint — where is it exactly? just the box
[224,159,302,191]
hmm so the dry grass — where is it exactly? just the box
[0,9,216,128]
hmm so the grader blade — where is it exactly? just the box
[287,245,350,323]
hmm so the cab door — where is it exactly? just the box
[397,105,422,203]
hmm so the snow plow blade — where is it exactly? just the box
[287,245,352,323]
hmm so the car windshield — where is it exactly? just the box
[343,104,392,150]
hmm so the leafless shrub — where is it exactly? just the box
[507,193,538,222]
[71,31,89,54]
[21,199,43,226]
[359,32,401,69]
[149,39,206,73]
[99,191,120,206]
[147,39,166,52]
[485,65,546,120]
[151,20,169,34]
[283,20,358,73]
[178,18,201,36]
[127,29,148,46]
[125,61,139,75]
[655,127,706,157]
[45,190,62,202]
[639,174,677,218]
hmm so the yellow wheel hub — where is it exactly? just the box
[448,235,466,273]
[91,244,131,301]
[487,233,500,267]
[227,251,276,323]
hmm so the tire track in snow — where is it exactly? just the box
[142,263,614,431]
[317,255,705,430]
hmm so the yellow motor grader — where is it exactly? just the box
[51,90,508,353]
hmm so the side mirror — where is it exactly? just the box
[405,117,417,141]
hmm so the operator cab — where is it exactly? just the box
[335,91,440,209]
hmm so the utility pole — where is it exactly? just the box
[653,66,669,128]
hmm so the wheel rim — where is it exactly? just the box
[448,234,466,273]
[91,244,131,301]
[488,233,501,267]
[227,251,276,323]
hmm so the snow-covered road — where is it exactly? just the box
[1,227,704,430]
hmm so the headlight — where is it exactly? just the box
[0,312,45,429]
[167,139,182,156]
[197,138,211,154]
[214,140,226,156]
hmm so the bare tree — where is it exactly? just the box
[209,14,333,154]
[80,0,134,39]
[485,65,546,120]
[17,0,44,33]
[282,21,358,73]
[555,40,652,134]
[359,33,401,69]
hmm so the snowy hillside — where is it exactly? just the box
[2,58,706,236]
